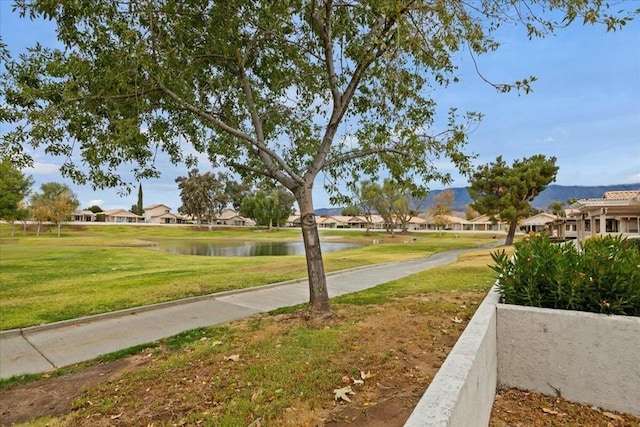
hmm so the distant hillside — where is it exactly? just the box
[427,183,640,211]
[315,183,640,214]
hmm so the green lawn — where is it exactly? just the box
[0,224,494,330]
[22,247,500,425]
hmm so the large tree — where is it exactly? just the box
[468,155,558,245]
[1,1,634,318]
[0,160,33,236]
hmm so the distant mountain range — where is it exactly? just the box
[314,183,640,215]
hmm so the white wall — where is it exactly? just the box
[404,288,500,426]
[497,304,640,416]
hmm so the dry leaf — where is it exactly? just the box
[353,379,364,386]
[251,389,263,402]
[333,386,355,402]
[341,375,353,384]
[212,341,223,346]
[603,412,624,422]
[451,317,463,324]
[542,408,558,415]
[360,370,374,380]
[110,413,123,420]
[225,354,240,362]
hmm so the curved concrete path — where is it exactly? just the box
[0,246,490,379]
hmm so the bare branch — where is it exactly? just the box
[324,147,410,169]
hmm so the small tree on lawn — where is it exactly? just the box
[429,189,455,230]
[468,155,558,245]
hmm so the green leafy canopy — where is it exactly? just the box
[3,1,633,200]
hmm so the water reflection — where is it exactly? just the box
[154,240,360,257]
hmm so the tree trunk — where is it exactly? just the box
[57,222,61,237]
[505,219,517,245]
[36,222,41,236]
[297,190,332,319]
[10,221,15,237]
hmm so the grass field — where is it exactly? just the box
[0,223,495,330]
[2,247,502,426]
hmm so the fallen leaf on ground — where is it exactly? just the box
[451,317,463,324]
[353,379,364,385]
[360,370,374,380]
[542,408,558,415]
[341,375,353,384]
[333,386,355,402]
[110,413,123,420]
[603,412,624,422]
[225,354,240,362]
[212,341,223,346]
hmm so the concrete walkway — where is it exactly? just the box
[0,247,482,379]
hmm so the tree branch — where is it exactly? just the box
[155,79,256,144]
[235,43,304,188]
[324,146,409,169]
[307,1,419,183]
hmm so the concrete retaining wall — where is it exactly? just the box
[405,292,640,426]
[404,287,500,427]
[497,304,640,416]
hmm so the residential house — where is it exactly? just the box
[214,209,256,226]
[103,209,143,223]
[72,210,96,222]
[568,190,640,242]
[519,212,557,234]
[465,214,508,232]
[144,204,173,224]
[423,214,469,231]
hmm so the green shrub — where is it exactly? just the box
[491,235,640,316]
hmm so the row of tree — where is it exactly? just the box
[1,153,562,245]
[0,161,79,237]
[336,154,559,245]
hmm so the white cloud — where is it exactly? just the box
[24,162,60,175]
[87,199,104,207]
[542,136,554,143]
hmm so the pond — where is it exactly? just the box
[154,240,361,257]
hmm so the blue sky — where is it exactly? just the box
[1,2,639,211]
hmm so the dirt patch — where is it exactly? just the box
[491,388,640,427]
[0,291,481,426]
[0,355,153,425]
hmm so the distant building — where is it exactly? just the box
[567,190,640,242]
[103,209,143,223]
[519,212,557,234]
[72,210,96,222]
